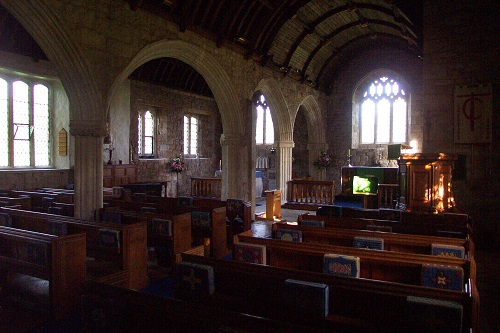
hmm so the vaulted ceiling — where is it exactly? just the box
[0,0,422,97]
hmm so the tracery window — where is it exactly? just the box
[359,76,407,144]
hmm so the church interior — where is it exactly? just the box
[0,0,498,332]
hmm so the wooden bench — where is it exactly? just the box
[105,196,252,254]
[295,216,474,256]
[81,276,321,333]
[310,208,472,238]
[0,207,148,290]
[0,226,86,320]
[0,196,32,210]
[237,231,475,285]
[180,250,478,333]
[98,207,192,267]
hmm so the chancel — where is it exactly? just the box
[0,1,497,332]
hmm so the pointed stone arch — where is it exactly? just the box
[1,0,106,132]
[1,1,109,220]
[252,78,293,202]
[108,39,242,135]
[294,95,328,180]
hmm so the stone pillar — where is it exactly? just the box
[308,143,329,180]
[71,121,105,220]
[220,133,252,202]
[275,140,294,203]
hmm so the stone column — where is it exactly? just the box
[275,140,294,203]
[308,143,329,180]
[71,120,105,220]
[220,133,252,202]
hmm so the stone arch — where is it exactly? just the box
[1,0,106,134]
[109,39,245,200]
[108,39,242,135]
[2,1,109,220]
[252,78,293,202]
[294,95,328,179]
[253,78,292,141]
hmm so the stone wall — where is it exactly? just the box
[423,1,499,249]
[130,80,222,195]
[325,46,423,192]
[0,169,73,190]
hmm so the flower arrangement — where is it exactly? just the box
[314,151,332,170]
[167,155,186,173]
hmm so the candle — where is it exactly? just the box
[219,160,222,170]
[347,149,351,155]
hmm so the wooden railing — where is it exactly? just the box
[377,183,399,209]
[191,177,222,198]
[288,179,335,205]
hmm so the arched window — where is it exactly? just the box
[138,109,155,157]
[255,95,274,145]
[183,114,198,157]
[0,75,51,168]
[358,76,408,145]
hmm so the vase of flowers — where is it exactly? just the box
[167,155,186,173]
[314,151,332,170]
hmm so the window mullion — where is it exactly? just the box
[8,81,13,167]
[374,100,379,144]
[29,84,34,166]
[389,101,394,144]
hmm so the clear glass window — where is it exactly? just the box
[184,115,198,156]
[360,77,408,145]
[255,94,274,145]
[0,76,51,168]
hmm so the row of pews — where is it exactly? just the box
[0,186,479,332]
[79,204,479,333]
[0,186,253,329]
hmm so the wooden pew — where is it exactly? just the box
[98,207,192,267]
[190,206,228,259]
[0,207,148,290]
[237,231,474,285]
[81,277,321,333]
[308,209,472,239]
[0,196,32,210]
[104,197,249,258]
[180,250,478,333]
[0,226,86,320]
[294,217,474,257]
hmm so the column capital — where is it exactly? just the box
[70,119,107,137]
[220,133,245,147]
[274,140,295,149]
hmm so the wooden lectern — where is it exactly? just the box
[265,189,282,220]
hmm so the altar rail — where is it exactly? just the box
[288,179,335,206]
[191,177,222,199]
